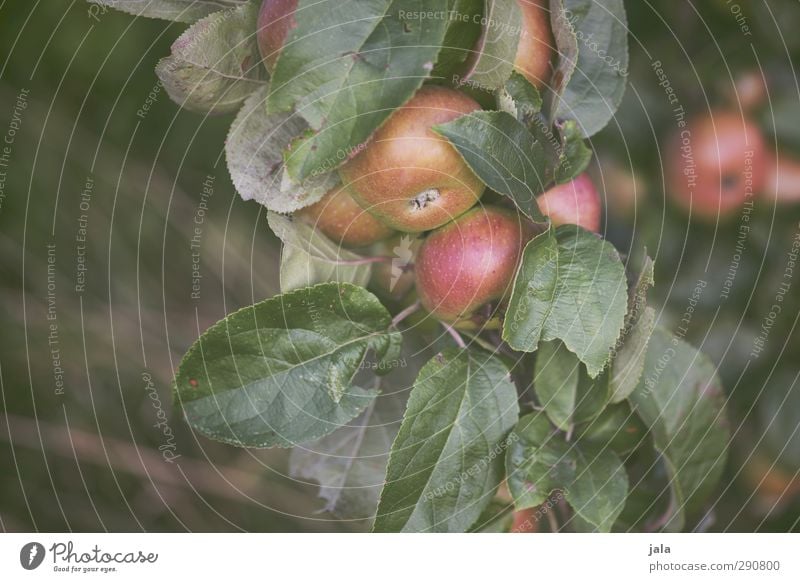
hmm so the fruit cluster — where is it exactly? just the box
[261,0,602,328]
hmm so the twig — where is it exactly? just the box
[391,301,421,328]
[443,324,466,349]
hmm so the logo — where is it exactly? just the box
[20,542,45,570]
[390,235,415,291]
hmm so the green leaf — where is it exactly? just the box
[498,71,544,122]
[373,348,519,532]
[268,0,449,180]
[461,0,522,90]
[226,86,337,212]
[267,213,372,293]
[289,394,404,520]
[503,226,628,377]
[432,0,484,79]
[434,111,547,221]
[575,402,647,456]
[174,283,401,448]
[155,2,266,114]
[629,327,729,531]
[550,0,629,137]
[609,254,656,403]
[534,340,579,431]
[626,254,656,325]
[506,413,628,532]
[548,0,578,111]
[553,119,593,183]
[87,0,248,23]
[609,306,655,403]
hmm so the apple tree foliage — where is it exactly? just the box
[94,0,728,532]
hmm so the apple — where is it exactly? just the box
[537,173,602,232]
[511,508,540,533]
[295,186,394,248]
[667,111,767,219]
[339,85,485,233]
[514,0,554,88]
[415,206,535,327]
[764,154,800,204]
[257,0,298,73]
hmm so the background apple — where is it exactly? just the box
[537,173,602,232]
[667,111,767,219]
[764,154,800,204]
[339,85,485,233]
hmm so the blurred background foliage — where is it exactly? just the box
[1,0,799,531]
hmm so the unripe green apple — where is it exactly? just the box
[415,206,535,327]
[514,0,553,88]
[257,0,298,73]
[339,85,485,233]
[667,111,767,219]
[296,186,394,248]
[537,173,602,232]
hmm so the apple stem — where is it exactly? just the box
[336,255,392,266]
[410,188,440,210]
[391,301,420,328]
[443,324,466,349]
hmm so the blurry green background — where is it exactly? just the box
[1,0,799,532]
